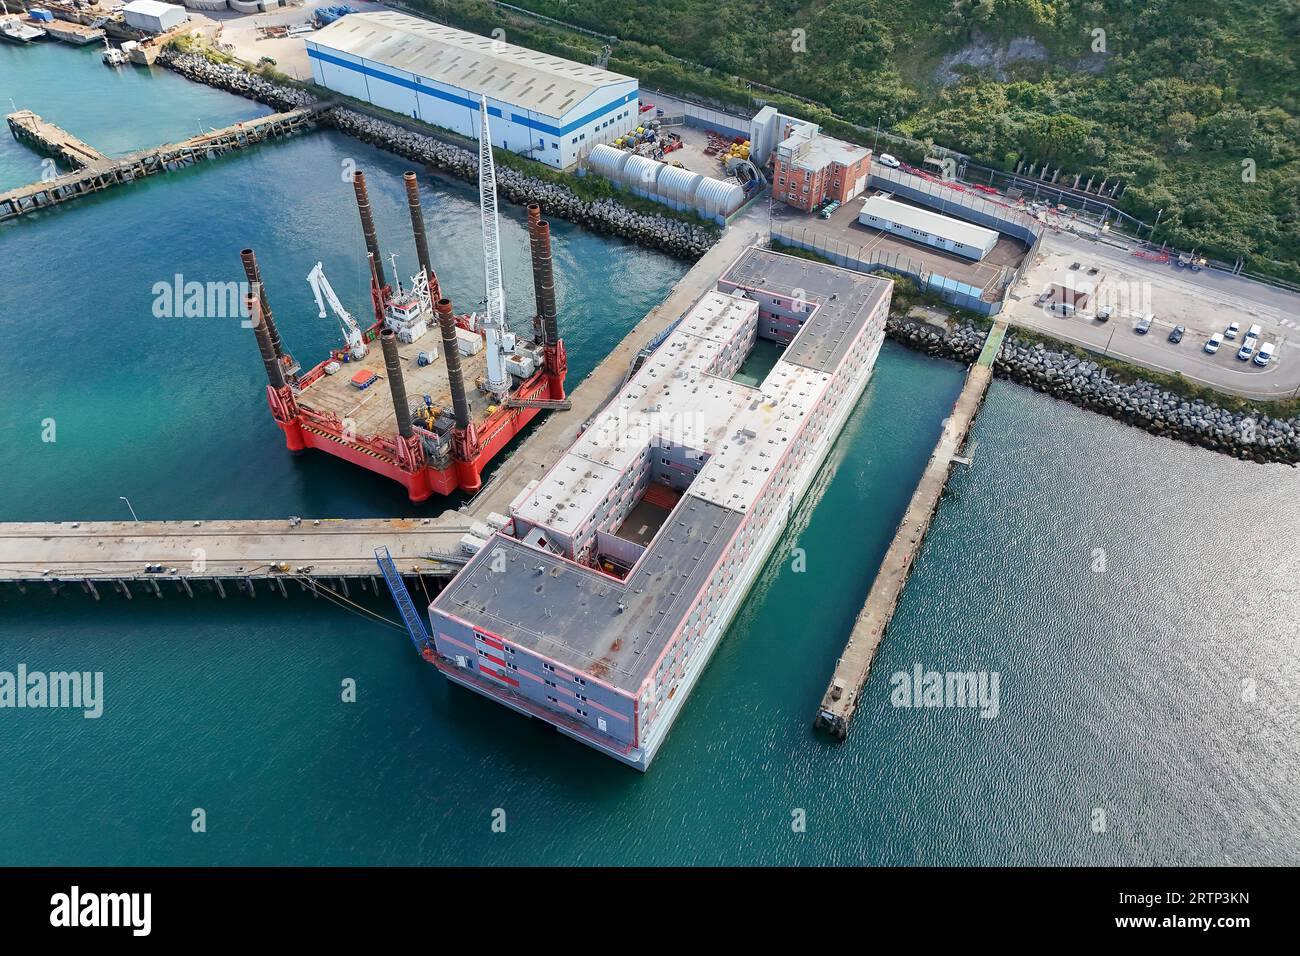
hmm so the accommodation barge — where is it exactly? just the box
[425,247,891,768]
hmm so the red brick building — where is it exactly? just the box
[772,124,872,212]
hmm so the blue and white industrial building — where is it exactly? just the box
[307,11,640,170]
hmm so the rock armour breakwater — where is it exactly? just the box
[157,50,718,260]
[890,318,1300,465]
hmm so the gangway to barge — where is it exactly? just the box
[375,545,433,654]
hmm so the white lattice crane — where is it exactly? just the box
[478,94,512,394]
[306,261,367,360]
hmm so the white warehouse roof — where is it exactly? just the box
[860,194,999,250]
[123,0,182,15]
[311,11,635,120]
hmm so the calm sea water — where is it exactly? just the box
[0,43,272,190]
[1,47,1296,867]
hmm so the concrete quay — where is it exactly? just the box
[814,320,1006,738]
[0,518,470,600]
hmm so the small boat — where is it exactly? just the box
[101,35,127,66]
[0,19,45,44]
[0,0,46,44]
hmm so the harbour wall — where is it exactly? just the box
[890,318,1300,465]
[156,50,718,260]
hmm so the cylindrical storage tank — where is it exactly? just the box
[622,155,662,197]
[695,176,745,219]
[655,164,703,207]
[587,143,630,180]
[228,0,261,12]
[183,0,228,10]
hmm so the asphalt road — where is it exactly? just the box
[1008,229,1300,401]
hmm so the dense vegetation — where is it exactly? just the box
[413,0,1300,281]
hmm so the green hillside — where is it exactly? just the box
[415,0,1300,280]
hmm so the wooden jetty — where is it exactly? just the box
[1,104,329,224]
[6,109,108,169]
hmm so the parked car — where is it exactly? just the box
[1237,336,1258,360]
[1096,305,1112,323]
[1254,342,1275,367]
[1224,322,1240,340]
[1204,333,1223,354]
[1168,325,1185,344]
[1135,314,1153,334]
[878,153,901,169]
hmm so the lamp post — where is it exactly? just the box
[119,497,139,522]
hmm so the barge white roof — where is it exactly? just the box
[432,249,891,690]
[310,11,635,119]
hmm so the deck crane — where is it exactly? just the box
[478,94,514,396]
[306,261,367,360]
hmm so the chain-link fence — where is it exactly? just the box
[869,165,1044,246]
[640,88,752,139]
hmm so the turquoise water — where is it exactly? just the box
[2,48,1298,866]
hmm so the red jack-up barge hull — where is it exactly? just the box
[242,171,567,502]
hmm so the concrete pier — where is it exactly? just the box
[0,518,470,596]
[1,104,326,223]
[814,319,1007,739]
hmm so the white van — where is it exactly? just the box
[1237,336,1258,360]
[1254,342,1275,367]
[1247,324,1262,340]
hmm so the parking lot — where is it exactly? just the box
[1008,229,1300,400]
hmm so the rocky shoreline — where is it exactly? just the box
[889,318,1300,465]
[157,50,718,260]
